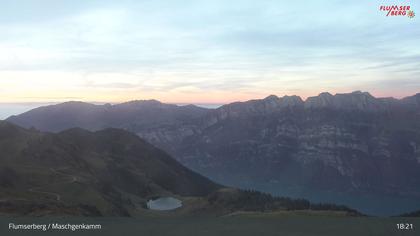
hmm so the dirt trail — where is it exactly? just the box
[27,167,78,201]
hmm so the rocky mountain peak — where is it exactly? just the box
[262,95,304,108]
[305,92,334,108]
[304,91,381,110]
[119,99,164,107]
[402,93,420,107]
[278,95,304,107]
[261,95,281,109]
[345,91,374,100]
[263,94,280,101]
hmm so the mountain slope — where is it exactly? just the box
[0,121,220,216]
[131,92,420,199]
[0,121,360,216]
[173,92,420,195]
[7,100,209,132]
[6,91,420,215]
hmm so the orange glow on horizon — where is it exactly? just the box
[0,89,415,105]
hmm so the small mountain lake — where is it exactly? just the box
[147,197,182,210]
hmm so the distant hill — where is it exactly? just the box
[6,100,208,132]
[0,121,219,216]
[6,91,420,215]
[0,121,360,216]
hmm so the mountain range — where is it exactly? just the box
[0,120,221,216]
[6,91,420,215]
[0,121,359,216]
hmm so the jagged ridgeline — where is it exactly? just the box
[5,91,420,215]
[0,121,359,216]
[0,121,218,216]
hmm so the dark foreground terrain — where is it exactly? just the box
[8,91,420,215]
[0,121,359,217]
[1,213,419,236]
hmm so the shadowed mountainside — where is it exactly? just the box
[0,121,359,216]
[6,100,207,132]
[6,91,420,215]
[0,121,219,216]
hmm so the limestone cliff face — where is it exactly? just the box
[7,92,420,198]
[133,92,420,197]
[305,91,390,110]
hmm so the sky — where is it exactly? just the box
[0,0,419,106]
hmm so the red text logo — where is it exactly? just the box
[379,5,415,18]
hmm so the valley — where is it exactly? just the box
[6,91,420,215]
[0,121,359,217]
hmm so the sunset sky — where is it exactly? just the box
[0,0,419,105]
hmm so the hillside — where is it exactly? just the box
[0,121,219,216]
[6,100,208,132]
[6,91,420,215]
[0,121,359,216]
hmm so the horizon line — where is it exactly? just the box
[0,90,419,106]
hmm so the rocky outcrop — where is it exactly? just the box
[136,92,420,199]
[6,92,420,201]
[305,91,385,110]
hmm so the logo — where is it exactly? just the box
[379,5,415,18]
[407,10,415,18]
